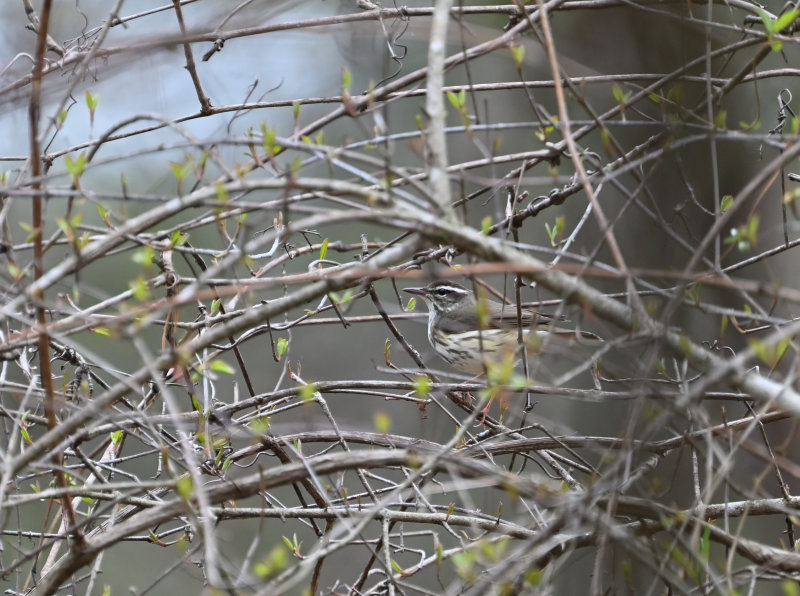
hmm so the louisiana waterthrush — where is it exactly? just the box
[404,280,600,375]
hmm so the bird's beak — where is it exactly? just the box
[403,287,426,297]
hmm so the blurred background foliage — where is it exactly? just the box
[1,0,800,594]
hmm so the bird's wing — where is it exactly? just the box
[491,306,557,329]
[547,327,603,341]
[493,308,602,341]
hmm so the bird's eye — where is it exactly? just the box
[434,288,449,296]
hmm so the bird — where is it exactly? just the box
[404,280,601,376]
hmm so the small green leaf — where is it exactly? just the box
[215,182,229,204]
[447,89,466,109]
[756,7,774,32]
[747,214,759,238]
[724,215,758,252]
[699,524,711,562]
[85,90,99,111]
[210,299,221,314]
[773,9,799,34]
[413,375,431,397]
[261,123,281,157]
[379,174,394,190]
[526,568,544,586]
[169,164,183,180]
[481,216,492,235]
[678,334,692,357]
[341,68,352,91]
[405,297,416,311]
[666,84,683,104]
[714,109,727,129]
[374,411,391,433]
[290,156,302,174]
[600,127,611,154]
[319,237,329,260]
[253,546,288,579]
[85,90,99,128]
[129,277,150,302]
[492,136,502,155]
[110,430,124,445]
[784,188,800,208]
[169,230,189,248]
[64,152,87,177]
[750,338,768,364]
[545,216,565,246]
[510,44,525,68]
[209,360,235,375]
[248,417,271,434]
[55,217,72,237]
[7,263,26,281]
[176,475,193,500]
[131,246,155,267]
[611,84,631,105]
[751,337,790,368]
[739,118,761,131]
[777,338,790,363]
[783,579,800,596]
[452,551,476,582]
[332,290,352,305]
[299,383,317,402]
[276,337,289,358]
[720,195,734,212]
[91,326,110,337]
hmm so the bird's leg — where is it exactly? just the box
[477,396,494,425]
[477,386,510,425]
[450,370,485,411]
